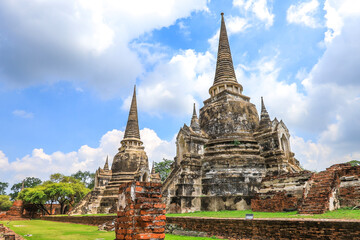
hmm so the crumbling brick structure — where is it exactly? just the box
[115,182,165,240]
[1,200,25,220]
[299,163,360,214]
[251,163,360,213]
[251,171,312,212]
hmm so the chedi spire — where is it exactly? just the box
[214,13,237,85]
[209,13,243,97]
[104,156,109,171]
[190,103,200,132]
[259,97,271,128]
[124,86,141,140]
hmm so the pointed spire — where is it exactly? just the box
[213,13,237,85]
[21,180,25,191]
[151,161,155,174]
[104,155,109,171]
[190,103,201,132]
[124,85,141,140]
[259,97,271,128]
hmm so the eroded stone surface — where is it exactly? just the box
[162,14,302,213]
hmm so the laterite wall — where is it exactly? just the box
[167,217,360,240]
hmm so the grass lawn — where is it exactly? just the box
[166,209,360,220]
[0,220,218,240]
[52,213,117,217]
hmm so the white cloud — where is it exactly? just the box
[0,128,175,187]
[236,57,306,127]
[123,49,215,116]
[324,0,360,43]
[291,135,360,171]
[287,0,321,28]
[233,0,274,28]
[12,110,34,119]
[0,0,209,98]
[0,151,10,170]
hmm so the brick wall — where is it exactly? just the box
[167,217,360,240]
[41,215,116,225]
[115,182,165,240]
[251,191,298,212]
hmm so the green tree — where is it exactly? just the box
[19,176,90,215]
[154,158,174,182]
[18,186,49,215]
[71,171,95,189]
[348,160,360,166]
[0,195,13,211]
[0,182,9,195]
[10,177,42,200]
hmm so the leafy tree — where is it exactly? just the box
[154,158,174,182]
[0,195,13,211]
[19,176,90,215]
[10,177,42,200]
[71,171,95,189]
[0,182,9,195]
[49,173,64,183]
[18,186,49,215]
[348,160,360,167]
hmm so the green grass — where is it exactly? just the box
[166,209,360,220]
[1,220,217,240]
[166,234,219,239]
[51,213,117,217]
[1,220,114,240]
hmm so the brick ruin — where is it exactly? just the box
[71,87,160,215]
[162,13,302,213]
[0,200,24,220]
[115,182,165,240]
[252,163,360,213]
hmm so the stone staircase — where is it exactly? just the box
[298,167,340,214]
[70,187,105,215]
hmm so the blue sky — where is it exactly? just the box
[1,0,360,188]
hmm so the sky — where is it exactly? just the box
[1,0,360,189]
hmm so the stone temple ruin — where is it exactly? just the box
[162,13,303,213]
[71,87,160,215]
[70,13,360,217]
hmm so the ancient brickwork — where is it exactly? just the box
[0,223,25,240]
[115,182,165,240]
[251,191,298,212]
[251,171,312,212]
[2,200,25,220]
[166,217,360,240]
[298,163,360,214]
[338,165,360,208]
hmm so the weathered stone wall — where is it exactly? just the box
[338,165,360,208]
[115,182,165,240]
[251,171,312,212]
[166,217,360,240]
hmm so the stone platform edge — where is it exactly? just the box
[166,216,360,239]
